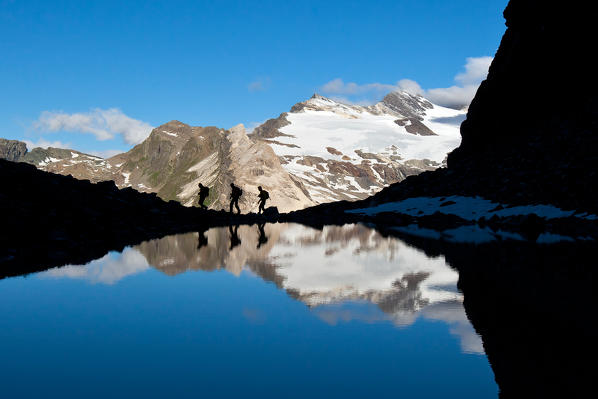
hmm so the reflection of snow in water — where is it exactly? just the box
[35,223,483,354]
[270,224,460,305]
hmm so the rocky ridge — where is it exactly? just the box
[3,121,313,213]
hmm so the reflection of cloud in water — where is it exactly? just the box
[39,248,150,284]
[314,300,484,354]
[421,301,485,354]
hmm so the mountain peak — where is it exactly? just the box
[380,90,433,119]
[159,120,189,128]
[310,93,330,101]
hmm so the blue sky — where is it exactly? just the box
[1,0,508,156]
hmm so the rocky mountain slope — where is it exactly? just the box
[1,91,462,212]
[3,122,313,213]
[251,92,465,202]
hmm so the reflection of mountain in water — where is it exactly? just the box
[39,223,481,353]
[135,224,478,352]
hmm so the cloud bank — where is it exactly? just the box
[33,108,154,145]
[23,138,72,151]
[321,56,493,109]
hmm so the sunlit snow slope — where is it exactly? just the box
[252,91,466,203]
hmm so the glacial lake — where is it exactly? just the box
[0,223,497,398]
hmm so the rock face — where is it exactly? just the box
[0,138,27,162]
[354,0,597,214]
[251,92,465,203]
[445,0,597,211]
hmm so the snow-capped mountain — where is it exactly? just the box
[1,90,465,211]
[251,91,465,202]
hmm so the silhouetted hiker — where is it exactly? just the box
[229,183,242,214]
[229,225,241,250]
[256,223,268,249]
[197,231,208,249]
[198,183,209,209]
[257,186,269,214]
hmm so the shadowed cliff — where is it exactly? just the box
[323,0,597,215]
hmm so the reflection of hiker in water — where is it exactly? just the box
[256,223,268,249]
[229,183,242,214]
[257,186,269,214]
[229,225,241,250]
[197,231,208,249]
[198,183,209,209]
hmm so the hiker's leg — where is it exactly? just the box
[229,201,233,213]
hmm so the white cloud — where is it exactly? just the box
[425,85,480,110]
[424,56,493,109]
[23,138,72,151]
[33,108,154,145]
[455,56,494,86]
[320,56,493,110]
[397,79,424,96]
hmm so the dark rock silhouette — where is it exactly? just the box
[0,159,283,278]
[385,230,597,399]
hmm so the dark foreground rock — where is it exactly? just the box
[380,230,597,399]
[0,159,282,278]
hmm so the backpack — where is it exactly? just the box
[263,190,269,200]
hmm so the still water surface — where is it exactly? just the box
[0,223,497,398]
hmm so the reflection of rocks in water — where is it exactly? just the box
[456,244,597,398]
[390,227,597,397]
[135,224,284,277]
[295,224,399,260]
[377,273,431,315]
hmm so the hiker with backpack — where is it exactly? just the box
[257,186,269,214]
[229,183,242,214]
[198,183,209,209]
